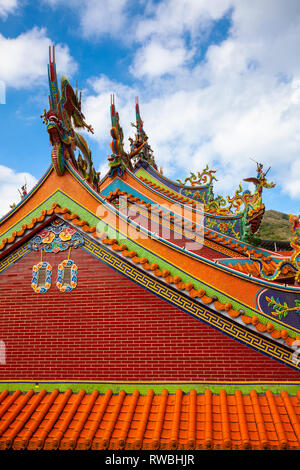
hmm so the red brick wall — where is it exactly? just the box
[0,247,299,381]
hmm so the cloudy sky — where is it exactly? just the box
[1,0,300,216]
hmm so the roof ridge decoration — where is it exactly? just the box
[107,96,157,177]
[235,214,300,289]
[108,94,126,177]
[135,161,273,240]
[130,96,157,170]
[172,162,275,240]
[177,165,217,187]
[41,46,100,190]
[0,202,298,348]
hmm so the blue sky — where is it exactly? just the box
[1,0,300,219]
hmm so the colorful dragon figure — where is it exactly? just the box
[225,164,275,216]
[177,165,217,187]
[243,162,275,199]
[289,214,300,283]
[261,215,300,319]
[42,46,100,189]
[205,163,275,225]
[108,94,126,176]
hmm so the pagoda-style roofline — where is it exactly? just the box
[0,158,298,294]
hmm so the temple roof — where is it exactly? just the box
[1,47,300,374]
[0,388,300,450]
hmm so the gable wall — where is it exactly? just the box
[0,246,299,381]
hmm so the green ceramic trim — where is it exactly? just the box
[135,168,182,195]
[0,191,98,241]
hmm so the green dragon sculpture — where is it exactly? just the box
[246,214,300,284]
[41,46,100,190]
[177,165,217,187]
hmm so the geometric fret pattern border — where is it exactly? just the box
[82,236,300,373]
[0,244,30,274]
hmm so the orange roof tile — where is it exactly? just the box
[1,389,300,450]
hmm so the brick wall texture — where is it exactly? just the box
[0,247,299,381]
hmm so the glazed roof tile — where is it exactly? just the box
[0,202,297,347]
[1,389,300,450]
[138,175,198,205]
[105,188,277,261]
[227,259,295,279]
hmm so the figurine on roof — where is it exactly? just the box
[130,97,158,170]
[107,95,158,175]
[18,183,27,199]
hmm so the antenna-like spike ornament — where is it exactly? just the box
[48,45,56,81]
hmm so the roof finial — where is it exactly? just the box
[48,45,56,82]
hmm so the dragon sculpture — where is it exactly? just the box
[220,162,275,216]
[107,94,126,176]
[203,162,275,234]
[108,96,157,176]
[177,165,217,187]
[261,215,300,319]
[243,162,275,200]
[41,46,100,190]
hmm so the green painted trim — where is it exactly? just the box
[135,168,185,197]
[1,190,297,338]
[0,381,299,395]
[0,166,53,226]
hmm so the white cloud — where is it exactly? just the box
[131,39,194,78]
[0,0,18,19]
[43,0,130,39]
[0,27,77,88]
[79,0,300,207]
[28,0,300,208]
[80,0,128,39]
[83,75,138,148]
[0,165,37,218]
[286,160,300,199]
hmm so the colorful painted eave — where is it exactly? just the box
[0,160,299,370]
[1,388,300,450]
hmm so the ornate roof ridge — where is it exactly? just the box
[0,202,296,347]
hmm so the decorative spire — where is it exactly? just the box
[129,97,157,170]
[107,94,127,176]
[109,94,124,156]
